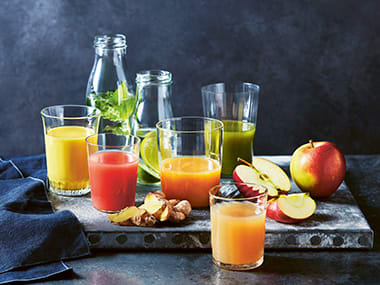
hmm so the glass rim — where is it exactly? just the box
[201,82,260,94]
[94,34,127,49]
[156,116,223,134]
[136,70,172,84]
[209,182,268,201]
[85,133,141,148]
[41,105,101,120]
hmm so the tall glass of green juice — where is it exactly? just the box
[222,120,256,176]
[202,82,260,176]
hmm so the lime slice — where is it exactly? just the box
[140,131,160,175]
[138,163,160,185]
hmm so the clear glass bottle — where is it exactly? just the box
[135,70,173,138]
[86,34,136,135]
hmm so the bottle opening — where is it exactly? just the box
[94,34,127,49]
[136,70,172,84]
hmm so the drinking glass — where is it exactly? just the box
[156,117,223,207]
[41,105,101,196]
[86,133,140,213]
[202,82,260,176]
[209,182,268,271]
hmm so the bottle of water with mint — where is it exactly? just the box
[86,34,136,135]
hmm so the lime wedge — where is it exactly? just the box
[138,162,160,185]
[138,159,160,180]
[140,131,160,175]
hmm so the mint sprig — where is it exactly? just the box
[88,82,136,135]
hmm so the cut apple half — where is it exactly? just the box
[252,158,291,192]
[233,165,278,197]
[266,193,316,223]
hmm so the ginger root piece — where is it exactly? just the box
[160,199,192,223]
[173,200,192,216]
[129,211,157,227]
[109,191,192,227]
[139,192,166,219]
[109,206,157,227]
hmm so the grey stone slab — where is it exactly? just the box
[49,156,373,249]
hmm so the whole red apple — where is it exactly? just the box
[290,140,346,198]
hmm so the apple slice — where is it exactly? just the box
[233,158,291,198]
[233,165,278,197]
[252,158,291,192]
[266,193,316,223]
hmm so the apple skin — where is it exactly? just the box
[232,167,261,197]
[232,168,259,197]
[290,141,346,198]
[266,198,304,224]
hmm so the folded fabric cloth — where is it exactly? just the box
[0,155,90,284]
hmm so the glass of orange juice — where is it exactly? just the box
[209,182,268,271]
[41,105,100,196]
[156,117,223,207]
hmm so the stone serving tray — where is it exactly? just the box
[49,156,373,249]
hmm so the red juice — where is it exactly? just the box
[88,150,139,212]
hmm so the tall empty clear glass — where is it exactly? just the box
[202,82,260,176]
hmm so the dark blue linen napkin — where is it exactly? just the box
[0,155,90,284]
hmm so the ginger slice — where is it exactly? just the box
[159,205,170,222]
[139,192,166,219]
[109,206,157,226]
[109,206,144,224]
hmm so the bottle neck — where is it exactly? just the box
[136,70,172,86]
[94,47,126,57]
[93,34,127,58]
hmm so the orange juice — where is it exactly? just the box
[45,126,95,190]
[160,156,221,207]
[211,201,266,265]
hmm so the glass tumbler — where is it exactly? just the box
[202,82,260,176]
[210,182,268,271]
[86,134,140,213]
[156,117,223,207]
[41,105,101,196]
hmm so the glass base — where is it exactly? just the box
[213,256,263,271]
[93,205,126,214]
[49,185,90,196]
[137,179,161,186]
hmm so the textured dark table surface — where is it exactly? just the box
[36,155,380,284]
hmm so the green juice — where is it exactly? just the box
[222,120,256,176]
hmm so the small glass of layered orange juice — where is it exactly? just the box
[156,117,223,208]
[210,182,268,271]
[41,105,100,196]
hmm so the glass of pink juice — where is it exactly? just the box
[86,133,140,213]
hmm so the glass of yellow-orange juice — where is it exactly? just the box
[209,182,268,271]
[41,105,101,196]
[156,117,223,208]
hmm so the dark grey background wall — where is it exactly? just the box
[0,0,379,155]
